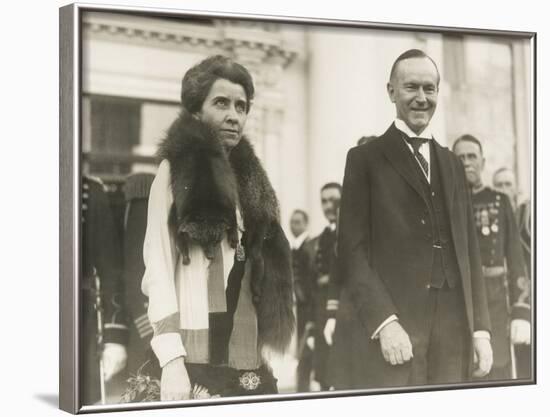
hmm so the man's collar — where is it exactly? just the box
[394,119,434,140]
[290,231,309,250]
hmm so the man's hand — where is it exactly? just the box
[378,321,413,365]
[511,319,531,345]
[161,357,191,401]
[306,336,315,350]
[472,337,493,378]
[317,274,330,285]
[324,318,336,346]
[102,343,127,381]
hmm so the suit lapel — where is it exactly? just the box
[432,139,468,291]
[381,123,429,206]
[432,140,456,215]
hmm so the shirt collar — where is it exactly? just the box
[290,231,309,250]
[394,119,434,140]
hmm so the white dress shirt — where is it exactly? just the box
[394,118,433,183]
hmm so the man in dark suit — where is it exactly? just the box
[333,49,493,388]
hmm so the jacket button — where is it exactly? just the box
[426,284,431,289]
[421,219,426,225]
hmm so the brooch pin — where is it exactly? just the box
[239,371,261,391]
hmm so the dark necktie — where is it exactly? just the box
[405,136,429,177]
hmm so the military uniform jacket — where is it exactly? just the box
[472,187,529,316]
[82,176,129,345]
[122,173,155,341]
[472,187,529,366]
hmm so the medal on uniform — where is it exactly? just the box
[491,224,499,233]
[236,241,246,261]
[480,208,490,236]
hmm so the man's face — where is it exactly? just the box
[493,169,517,204]
[321,187,341,223]
[453,140,485,187]
[387,57,439,135]
[194,78,248,151]
[289,212,308,238]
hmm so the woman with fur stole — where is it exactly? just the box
[141,55,294,400]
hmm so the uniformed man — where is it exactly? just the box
[493,167,519,211]
[288,209,314,392]
[305,182,341,391]
[515,198,532,379]
[122,173,156,377]
[493,167,532,379]
[81,175,129,404]
[453,135,530,380]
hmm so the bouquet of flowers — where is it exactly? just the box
[120,360,220,402]
[120,361,160,403]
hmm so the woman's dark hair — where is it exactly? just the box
[180,55,255,114]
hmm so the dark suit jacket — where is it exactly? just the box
[337,123,490,358]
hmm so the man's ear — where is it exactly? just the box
[386,82,396,103]
[481,156,486,171]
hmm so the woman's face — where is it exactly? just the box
[194,78,248,151]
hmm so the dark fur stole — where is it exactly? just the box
[157,111,294,353]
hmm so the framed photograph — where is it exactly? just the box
[60,2,536,414]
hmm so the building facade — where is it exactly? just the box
[82,11,532,236]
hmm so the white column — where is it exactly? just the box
[305,28,422,234]
[512,39,533,202]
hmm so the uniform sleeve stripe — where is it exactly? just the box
[138,327,154,338]
[104,323,128,330]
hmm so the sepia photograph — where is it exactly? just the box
[59,2,535,413]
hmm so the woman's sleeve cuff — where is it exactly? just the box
[473,330,491,340]
[150,333,186,367]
